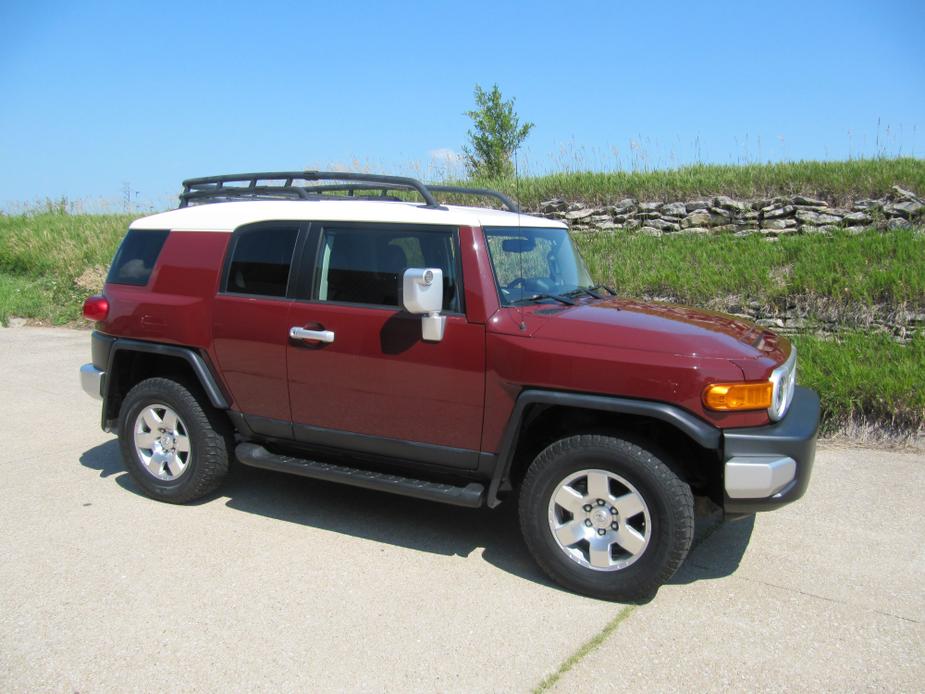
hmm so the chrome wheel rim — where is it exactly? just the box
[133,404,191,481]
[547,469,651,572]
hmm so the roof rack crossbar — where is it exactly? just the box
[178,171,519,211]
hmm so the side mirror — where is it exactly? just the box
[402,268,446,342]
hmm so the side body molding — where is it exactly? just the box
[485,389,722,507]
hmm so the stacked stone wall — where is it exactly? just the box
[535,185,923,236]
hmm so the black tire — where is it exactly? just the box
[519,434,693,602]
[118,377,231,504]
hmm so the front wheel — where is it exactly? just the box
[519,434,693,601]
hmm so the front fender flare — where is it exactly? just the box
[485,389,721,507]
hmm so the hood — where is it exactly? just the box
[529,298,785,360]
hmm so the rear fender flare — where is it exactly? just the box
[103,340,229,428]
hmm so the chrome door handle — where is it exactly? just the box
[289,326,335,343]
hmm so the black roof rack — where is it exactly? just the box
[178,171,519,212]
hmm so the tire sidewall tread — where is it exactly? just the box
[118,377,230,504]
[519,434,694,602]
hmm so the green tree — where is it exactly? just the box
[462,84,534,179]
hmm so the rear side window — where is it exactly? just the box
[107,229,169,286]
[226,225,299,297]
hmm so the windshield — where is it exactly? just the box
[484,226,595,305]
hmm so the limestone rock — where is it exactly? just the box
[886,200,923,218]
[713,195,749,212]
[887,217,912,229]
[891,185,918,201]
[681,210,712,228]
[661,202,687,217]
[795,210,842,225]
[645,218,680,232]
[608,201,636,215]
[540,198,568,213]
[792,195,828,207]
[565,208,595,221]
[762,205,795,219]
[761,219,796,230]
[842,211,872,226]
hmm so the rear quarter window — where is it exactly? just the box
[225,224,300,297]
[107,229,170,286]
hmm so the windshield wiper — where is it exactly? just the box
[564,287,605,300]
[590,284,617,296]
[513,293,576,306]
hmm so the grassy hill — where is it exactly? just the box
[462,157,925,207]
[1,158,923,438]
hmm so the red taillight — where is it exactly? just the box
[82,295,109,321]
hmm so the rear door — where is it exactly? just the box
[212,221,304,437]
[286,222,486,469]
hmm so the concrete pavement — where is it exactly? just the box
[0,327,922,692]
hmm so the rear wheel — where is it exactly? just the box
[519,434,693,601]
[119,377,231,503]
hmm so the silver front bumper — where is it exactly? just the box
[724,456,796,499]
[80,363,104,400]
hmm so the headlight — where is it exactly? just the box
[703,345,797,420]
[768,345,797,421]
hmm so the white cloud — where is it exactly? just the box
[428,148,462,164]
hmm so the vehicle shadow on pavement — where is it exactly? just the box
[79,439,552,588]
[79,438,124,477]
[670,513,755,585]
[79,440,755,595]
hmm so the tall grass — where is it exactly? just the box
[0,212,135,323]
[448,158,925,208]
[794,333,925,435]
[575,228,925,309]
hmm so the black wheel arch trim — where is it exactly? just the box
[105,338,230,416]
[485,389,721,507]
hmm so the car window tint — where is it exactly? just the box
[315,227,460,311]
[227,225,299,297]
[107,229,169,286]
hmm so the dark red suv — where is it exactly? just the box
[80,171,818,601]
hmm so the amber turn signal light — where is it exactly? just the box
[702,381,773,411]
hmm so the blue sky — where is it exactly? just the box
[1,0,923,211]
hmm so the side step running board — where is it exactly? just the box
[235,443,485,508]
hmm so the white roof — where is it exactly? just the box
[130,200,566,232]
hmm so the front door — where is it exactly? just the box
[286,223,485,469]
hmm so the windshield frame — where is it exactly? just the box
[483,225,595,307]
